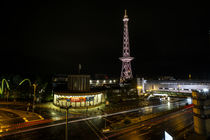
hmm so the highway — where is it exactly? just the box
[0,98,193,140]
[106,107,193,139]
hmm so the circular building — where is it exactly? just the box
[53,75,105,108]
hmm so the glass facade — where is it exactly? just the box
[53,92,104,107]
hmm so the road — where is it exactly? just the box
[106,107,193,140]
[0,98,193,140]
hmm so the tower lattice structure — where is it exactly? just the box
[119,10,134,83]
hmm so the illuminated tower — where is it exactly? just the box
[119,10,134,82]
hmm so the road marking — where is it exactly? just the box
[106,108,193,138]
[85,121,103,140]
[88,120,108,139]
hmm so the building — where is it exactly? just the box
[143,80,210,94]
[53,75,105,108]
[192,90,210,137]
[90,79,118,88]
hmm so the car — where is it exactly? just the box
[102,128,110,133]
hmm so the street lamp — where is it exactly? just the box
[137,86,142,90]
[60,104,72,140]
[32,84,37,112]
[137,86,142,95]
[18,79,34,112]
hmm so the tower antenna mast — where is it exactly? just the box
[119,10,134,83]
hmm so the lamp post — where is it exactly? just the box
[18,79,33,112]
[60,104,72,140]
[137,86,142,96]
[32,84,37,112]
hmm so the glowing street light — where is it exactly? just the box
[60,105,72,140]
[137,86,142,90]
[203,88,209,92]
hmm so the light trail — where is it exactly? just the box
[0,102,193,138]
[68,102,183,123]
[105,107,193,139]
[85,120,104,140]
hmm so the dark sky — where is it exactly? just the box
[1,1,209,79]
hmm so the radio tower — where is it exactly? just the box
[119,10,134,83]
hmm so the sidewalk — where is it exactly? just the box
[0,107,44,133]
[0,101,26,106]
[0,108,43,123]
[35,102,106,116]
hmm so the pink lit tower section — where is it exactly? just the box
[119,10,134,82]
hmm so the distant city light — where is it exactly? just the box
[103,80,106,83]
[97,80,99,83]
[137,86,142,90]
[113,80,116,83]
[203,88,209,92]
[187,97,192,104]
[167,97,170,101]
[109,80,112,83]
[90,80,92,84]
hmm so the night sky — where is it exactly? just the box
[1,1,209,79]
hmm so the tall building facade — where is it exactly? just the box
[119,10,134,83]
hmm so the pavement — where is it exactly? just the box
[0,107,44,133]
[35,102,106,116]
[0,108,43,122]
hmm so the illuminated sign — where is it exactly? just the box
[164,131,173,140]
[80,97,86,102]
[58,96,94,102]
[71,97,81,102]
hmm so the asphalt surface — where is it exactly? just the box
[108,108,193,140]
[0,98,193,140]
